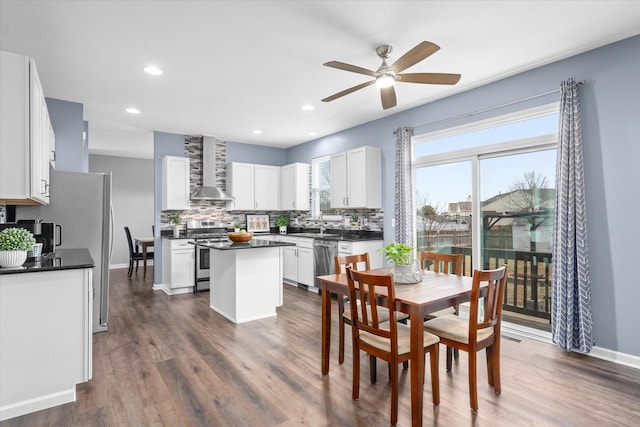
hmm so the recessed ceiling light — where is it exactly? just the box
[126,107,140,114]
[309,131,318,136]
[252,129,262,135]
[302,104,315,111]
[144,65,163,75]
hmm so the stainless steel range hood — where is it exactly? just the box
[191,136,235,201]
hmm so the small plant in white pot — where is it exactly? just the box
[0,227,36,268]
[232,221,242,233]
[168,213,183,238]
[380,241,422,284]
[275,215,289,234]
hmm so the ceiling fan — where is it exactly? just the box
[322,41,461,110]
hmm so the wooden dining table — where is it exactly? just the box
[318,268,478,427]
[134,236,154,280]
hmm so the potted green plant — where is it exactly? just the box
[380,241,422,284]
[0,227,36,267]
[275,215,289,234]
[232,221,242,233]
[168,212,182,238]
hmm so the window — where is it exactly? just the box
[413,103,559,332]
[312,156,331,219]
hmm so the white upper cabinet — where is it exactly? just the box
[330,146,381,209]
[227,162,279,211]
[254,164,279,211]
[162,156,190,210]
[226,162,254,210]
[0,51,53,205]
[280,162,310,211]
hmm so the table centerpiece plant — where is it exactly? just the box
[0,227,36,268]
[168,212,183,238]
[380,241,422,284]
[275,215,289,235]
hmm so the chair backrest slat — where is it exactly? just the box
[419,252,462,276]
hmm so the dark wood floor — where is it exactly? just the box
[3,267,640,426]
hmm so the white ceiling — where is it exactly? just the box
[2,1,640,158]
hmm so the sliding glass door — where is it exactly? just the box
[413,104,559,331]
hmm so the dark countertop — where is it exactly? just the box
[0,248,95,275]
[190,239,295,250]
[288,230,383,242]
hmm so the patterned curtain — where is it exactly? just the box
[395,127,414,246]
[551,78,592,354]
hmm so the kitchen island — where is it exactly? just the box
[0,249,94,421]
[192,239,294,324]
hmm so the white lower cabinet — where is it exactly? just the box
[283,240,298,284]
[0,268,92,421]
[337,240,384,269]
[160,238,194,295]
[283,237,315,290]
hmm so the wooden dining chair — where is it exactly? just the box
[423,265,508,411]
[419,251,464,362]
[334,253,371,366]
[346,268,440,425]
[419,251,463,275]
[419,252,463,318]
[125,226,153,278]
[334,254,409,368]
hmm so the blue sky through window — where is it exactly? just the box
[414,113,558,209]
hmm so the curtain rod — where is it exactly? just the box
[411,80,586,133]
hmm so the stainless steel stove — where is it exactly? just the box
[186,220,229,292]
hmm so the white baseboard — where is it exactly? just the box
[152,283,193,296]
[590,346,640,370]
[501,322,640,370]
[0,388,75,421]
[110,261,154,270]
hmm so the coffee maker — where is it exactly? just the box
[0,220,61,254]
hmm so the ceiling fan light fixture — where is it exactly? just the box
[143,65,163,76]
[376,74,395,88]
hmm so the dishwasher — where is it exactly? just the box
[314,238,338,288]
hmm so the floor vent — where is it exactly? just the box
[502,335,523,343]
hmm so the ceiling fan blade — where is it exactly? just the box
[390,41,440,73]
[380,86,397,110]
[398,73,462,85]
[322,80,376,102]
[324,61,378,77]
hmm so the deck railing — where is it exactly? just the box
[443,246,552,321]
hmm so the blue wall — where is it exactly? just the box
[227,140,286,165]
[153,131,186,283]
[285,35,640,358]
[45,97,85,172]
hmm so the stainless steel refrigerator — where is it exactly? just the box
[17,170,113,333]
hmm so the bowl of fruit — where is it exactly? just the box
[228,229,253,242]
